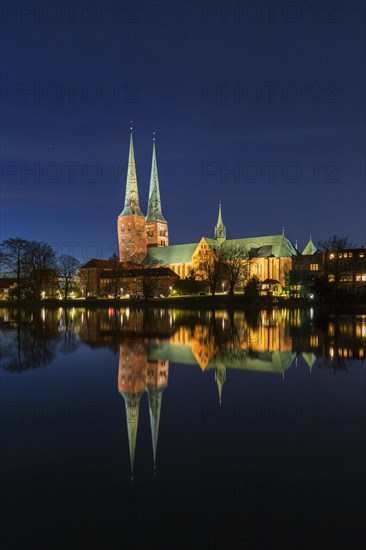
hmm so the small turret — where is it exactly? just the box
[215,202,226,245]
[302,236,317,255]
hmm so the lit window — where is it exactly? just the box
[310,264,318,271]
[349,252,353,258]
[328,274,335,282]
[329,253,335,260]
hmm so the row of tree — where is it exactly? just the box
[0,238,80,301]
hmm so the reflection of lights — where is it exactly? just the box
[126,308,130,320]
[362,322,366,339]
[329,347,334,359]
[42,291,45,299]
[310,308,314,319]
[41,308,46,322]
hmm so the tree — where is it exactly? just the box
[0,238,30,302]
[194,245,222,296]
[317,235,355,296]
[57,254,80,299]
[24,241,57,300]
[244,276,261,299]
[221,243,249,295]
[317,235,354,251]
[174,268,205,295]
[127,254,163,299]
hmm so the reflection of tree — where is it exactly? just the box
[1,320,57,372]
[0,309,80,372]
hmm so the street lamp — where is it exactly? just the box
[169,286,172,295]
[222,282,225,293]
[120,288,123,298]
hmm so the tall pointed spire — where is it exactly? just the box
[215,202,226,244]
[146,135,166,222]
[121,126,144,217]
[145,134,169,248]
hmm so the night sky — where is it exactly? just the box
[1,0,365,262]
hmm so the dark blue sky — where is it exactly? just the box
[1,0,365,261]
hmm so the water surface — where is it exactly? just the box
[1,307,365,549]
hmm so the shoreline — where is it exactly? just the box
[1,295,366,313]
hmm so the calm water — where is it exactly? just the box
[1,307,365,549]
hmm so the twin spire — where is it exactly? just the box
[147,136,166,222]
[121,128,164,222]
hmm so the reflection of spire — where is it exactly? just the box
[215,363,226,405]
[302,352,316,373]
[147,360,169,473]
[147,387,163,472]
[118,342,147,480]
[121,396,141,479]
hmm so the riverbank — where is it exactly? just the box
[1,295,366,313]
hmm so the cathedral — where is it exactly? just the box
[118,129,301,287]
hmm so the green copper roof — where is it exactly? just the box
[146,140,166,222]
[302,238,317,255]
[222,234,297,258]
[147,242,199,264]
[120,131,144,218]
[147,234,296,265]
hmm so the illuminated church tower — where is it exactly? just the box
[118,128,147,262]
[146,135,169,248]
[215,202,226,245]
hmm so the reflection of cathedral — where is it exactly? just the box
[118,342,169,477]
